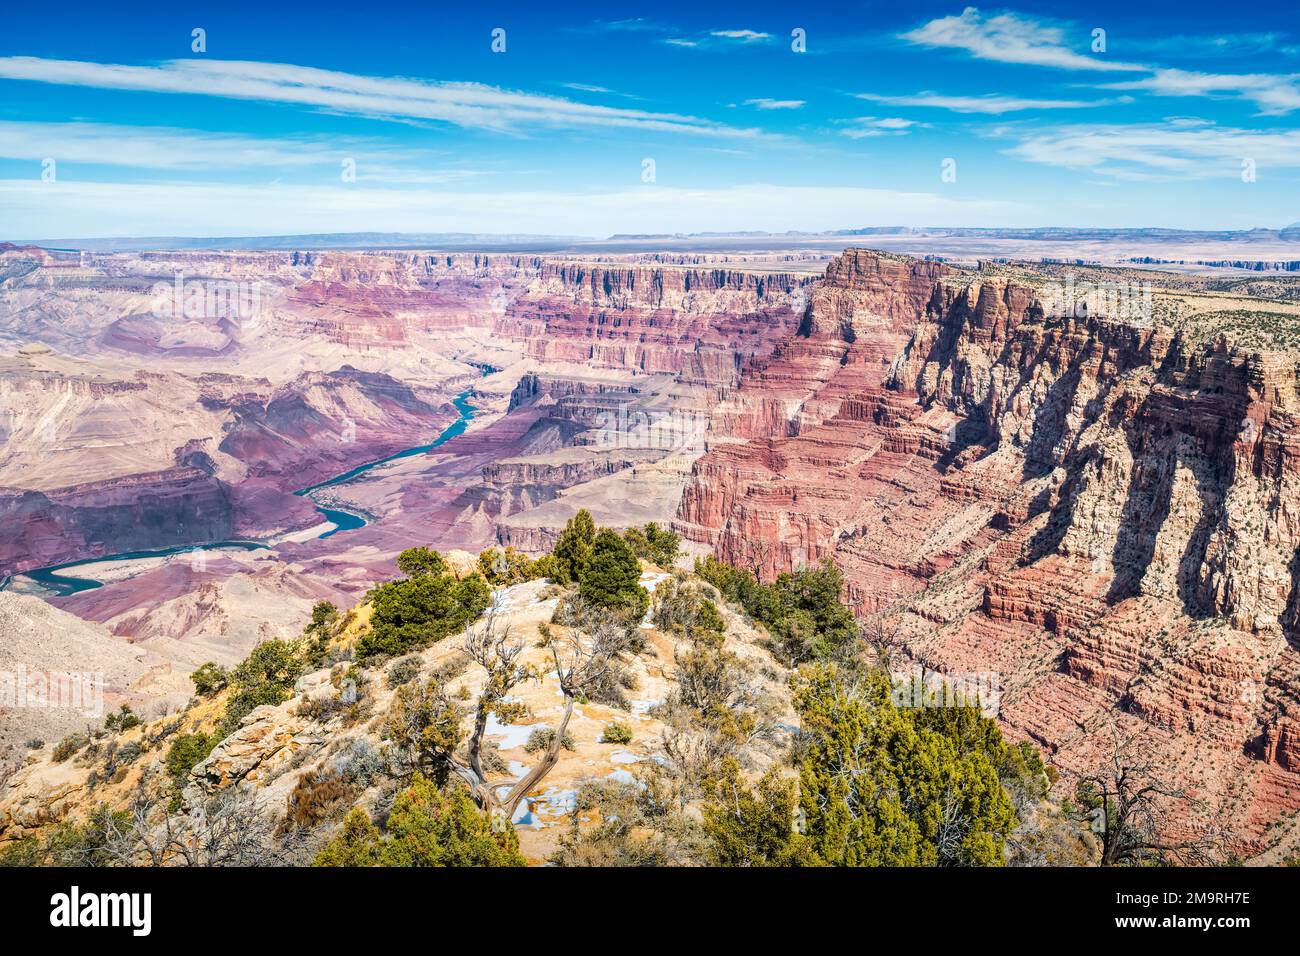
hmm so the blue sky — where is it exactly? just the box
[1,0,1298,237]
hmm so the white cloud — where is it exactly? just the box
[1104,68,1300,116]
[3,179,1028,238]
[711,30,772,42]
[855,91,1128,114]
[839,117,925,138]
[744,98,805,110]
[0,120,440,172]
[900,8,1146,72]
[0,57,761,138]
[901,9,1300,114]
[1003,122,1300,179]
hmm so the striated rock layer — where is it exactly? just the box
[678,248,1300,852]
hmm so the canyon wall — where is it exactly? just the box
[678,249,1300,847]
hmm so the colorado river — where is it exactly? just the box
[3,381,482,597]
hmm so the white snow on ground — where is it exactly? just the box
[630,698,662,720]
[488,578,559,614]
[609,750,642,764]
[485,712,538,749]
[637,571,671,628]
[639,571,671,593]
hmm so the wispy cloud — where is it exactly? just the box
[744,98,804,110]
[0,57,762,138]
[856,91,1129,114]
[710,30,772,43]
[1121,32,1292,59]
[1002,120,1300,179]
[589,18,667,33]
[900,8,1300,115]
[838,117,926,138]
[0,120,429,172]
[900,8,1145,73]
[663,27,775,50]
[1103,69,1300,116]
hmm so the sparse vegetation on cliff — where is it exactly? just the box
[357,549,491,660]
[695,556,858,663]
[0,532,1090,869]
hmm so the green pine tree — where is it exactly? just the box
[552,509,597,584]
[578,528,648,617]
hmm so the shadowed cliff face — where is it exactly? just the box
[0,468,235,576]
[677,248,1300,846]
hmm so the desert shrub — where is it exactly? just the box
[622,522,681,568]
[550,781,668,867]
[165,732,215,785]
[430,650,471,684]
[387,655,424,687]
[23,738,43,750]
[479,740,508,774]
[396,546,449,579]
[333,739,387,790]
[314,774,525,867]
[601,721,633,744]
[358,567,491,660]
[296,667,371,726]
[112,740,144,767]
[530,554,561,584]
[694,556,857,663]
[524,727,576,754]
[477,546,544,586]
[42,804,131,867]
[0,837,43,867]
[103,704,141,733]
[52,734,87,763]
[190,661,229,696]
[279,769,355,834]
[653,576,726,643]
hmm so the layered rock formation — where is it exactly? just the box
[677,249,1300,850]
[10,241,1300,852]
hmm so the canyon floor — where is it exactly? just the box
[5,237,1300,858]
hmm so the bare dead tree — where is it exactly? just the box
[102,775,171,867]
[387,599,637,827]
[1076,718,1231,866]
[163,788,285,866]
[100,774,287,867]
[860,615,906,673]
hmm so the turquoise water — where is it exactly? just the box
[294,388,478,501]
[5,375,485,596]
[14,541,267,598]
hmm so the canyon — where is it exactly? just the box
[5,238,1300,855]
